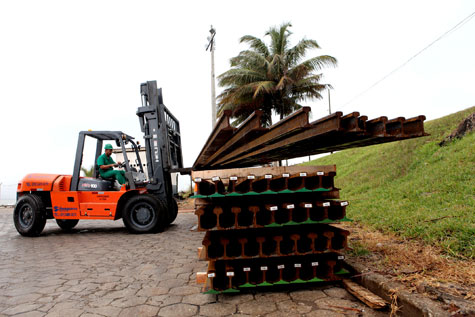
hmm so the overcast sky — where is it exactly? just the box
[1,0,474,191]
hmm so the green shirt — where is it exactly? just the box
[97,153,115,176]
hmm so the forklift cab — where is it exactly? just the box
[71,131,147,192]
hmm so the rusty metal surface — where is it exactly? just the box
[193,110,236,168]
[193,166,351,293]
[205,252,347,291]
[192,171,336,196]
[201,224,349,261]
[193,110,427,170]
[191,165,336,181]
[195,199,349,231]
[206,107,312,168]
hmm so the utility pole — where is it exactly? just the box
[328,87,333,155]
[206,26,217,128]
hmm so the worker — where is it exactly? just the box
[97,144,127,185]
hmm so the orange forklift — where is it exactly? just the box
[14,81,189,236]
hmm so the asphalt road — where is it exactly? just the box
[0,207,386,316]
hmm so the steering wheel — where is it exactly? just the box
[117,162,126,169]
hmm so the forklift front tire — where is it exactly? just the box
[123,195,164,233]
[167,198,178,225]
[13,194,47,237]
[56,219,79,231]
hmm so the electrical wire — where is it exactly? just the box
[340,9,475,109]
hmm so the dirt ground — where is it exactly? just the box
[340,221,475,304]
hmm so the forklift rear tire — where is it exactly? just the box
[123,194,164,233]
[56,219,79,231]
[13,194,47,237]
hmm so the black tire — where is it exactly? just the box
[13,194,47,237]
[122,194,165,233]
[167,198,178,225]
[56,219,79,231]
[153,197,169,231]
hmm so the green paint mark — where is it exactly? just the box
[256,281,273,287]
[222,288,240,293]
[340,217,353,222]
[239,283,256,288]
[313,188,330,192]
[335,269,350,275]
[189,194,207,199]
[278,189,294,194]
[302,219,318,224]
[226,192,243,197]
[204,289,221,294]
[265,222,282,228]
[308,277,325,282]
[290,279,306,284]
[260,190,277,195]
[242,191,259,196]
[208,193,225,198]
[283,220,299,226]
[273,280,290,285]
[295,188,312,193]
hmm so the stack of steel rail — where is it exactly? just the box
[192,166,352,293]
[193,108,427,169]
[192,109,427,293]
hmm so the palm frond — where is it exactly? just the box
[286,39,320,66]
[296,55,338,72]
[240,35,270,57]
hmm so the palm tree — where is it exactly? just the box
[81,166,94,177]
[217,22,337,126]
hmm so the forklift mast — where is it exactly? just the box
[137,81,184,200]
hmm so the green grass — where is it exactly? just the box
[302,107,475,258]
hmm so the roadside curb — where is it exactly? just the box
[345,260,449,317]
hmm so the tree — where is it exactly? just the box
[81,166,94,177]
[217,22,337,126]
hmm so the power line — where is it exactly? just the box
[341,9,475,109]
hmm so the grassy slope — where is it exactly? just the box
[302,107,475,258]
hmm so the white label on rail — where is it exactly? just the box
[260,266,268,271]
[194,177,202,182]
[294,263,302,268]
[341,201,349,206]
[226,272,235,277]
[323,202,330,207]
[212,176,220,182]
[207,273,215,278]
[282,173,290,177]
[305,204,313,208]
[287,204,295,209]
[230,176,238,181]
[270,206,278,211]
[311,262,319,266]
[277,264,285,270]
[300,172,307,177]
[248,175,255,180]
[317,171,324,176]
[265,174,272,179]
[243,267,251,272]
[338,255,345,260]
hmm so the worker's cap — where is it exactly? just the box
[104,144,113,150]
